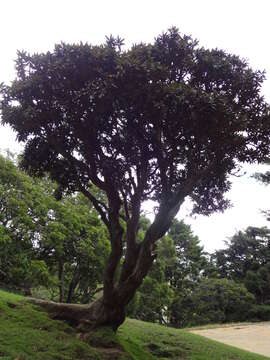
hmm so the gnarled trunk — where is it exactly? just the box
[28,294,126,331]
[28,243,154,331]
[28,196,183,331]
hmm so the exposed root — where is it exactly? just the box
[27,297,125,331]
[28,297,100,328]
[27,297,129,358]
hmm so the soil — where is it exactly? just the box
[191,322,270,357]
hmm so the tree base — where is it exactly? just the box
[28,297,125,332]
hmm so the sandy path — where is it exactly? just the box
[191,322,270,358]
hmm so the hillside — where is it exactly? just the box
[0,289,268,360]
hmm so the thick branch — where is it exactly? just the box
[118,161,148,284]
[154,129,169,195]
[174,160,218,201]
[78,185,110,228]
[119,188,130,220]
[117,161,219,303]
[103,189,124,302]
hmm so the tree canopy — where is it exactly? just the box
[1,28,270,330]
[2,29,270,217]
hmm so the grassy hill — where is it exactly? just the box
[0,289,268,360]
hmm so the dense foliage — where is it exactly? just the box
[212,227,270,302]
[0,154,109,302]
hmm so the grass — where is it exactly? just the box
[0,290,102,360]
[0,289,269,360]
[119,318,270,360]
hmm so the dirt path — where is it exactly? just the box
[191,322,270,358]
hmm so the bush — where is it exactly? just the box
[248,304,270,321]
[171,278,255,327]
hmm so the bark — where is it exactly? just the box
[103,221,123,302]
[28,295,126,332]
[103,188,124,303]
[117,199,184,306]
[58,260,64,303]
[28,236,153,331]
[119,219,140,284]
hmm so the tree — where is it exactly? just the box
[128,219,207,325]
[213,227,270,304]
[167,220,207,292]
[1,27,270,331]
[0,154,52,291]
[40,194,110,304]
[171,278,255,327]
[0,154,109,301]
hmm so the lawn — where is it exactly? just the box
[0,289,268,360]
[0,290,102,360]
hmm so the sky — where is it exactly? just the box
[1,0,270,251]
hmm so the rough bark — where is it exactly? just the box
[28,295,125,331]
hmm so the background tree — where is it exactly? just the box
[171,278,255,327]
[129,220,207,324]
[213,227,270,304]
[1,27,270,330]
[40,194,110,303]
[128,235,175,324]
[0,154,52,291]
[0,154,109,302]
[167,219,207,292]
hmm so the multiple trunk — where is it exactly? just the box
[30,199,183,331]
[27,120,213,330]
[27,163,210,331]
[29,153,203,331]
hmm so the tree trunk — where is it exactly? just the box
[28,199,183,331]
[58,260,64,303]
[28,247,149,331]
[66,270,80,303]
[28,294,126,332]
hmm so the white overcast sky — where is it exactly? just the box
[1,0,270,252]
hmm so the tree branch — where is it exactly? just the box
[118,161,148,284]
[103,190,124,301]
[77,185,110,228]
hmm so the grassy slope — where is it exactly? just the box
[119,319,270,360]
[0,290,103,360]
[0,289,269,360]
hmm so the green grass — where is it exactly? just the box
[119,319,269,360]
[0,289,269,360]
[0,289,102,360]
